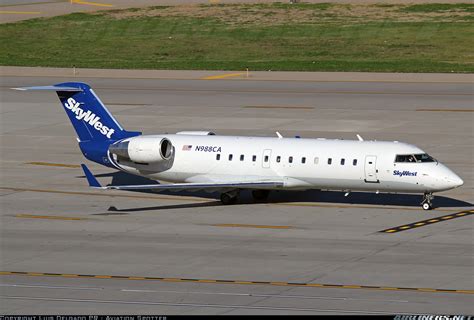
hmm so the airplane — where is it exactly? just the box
[14,82,464,210]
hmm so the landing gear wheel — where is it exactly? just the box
[421,192,434,210]
[252,190,270,201]
[220,192,239,205]
[422,202,432,211]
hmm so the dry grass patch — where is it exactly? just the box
[103,3,473,25]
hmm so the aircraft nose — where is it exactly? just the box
[450,175,464,188]
[444,172,464,189]
[432,164,464,191]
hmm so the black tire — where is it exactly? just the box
[252,190,270,201]
[221,193,237,205]
[422,202,432,210]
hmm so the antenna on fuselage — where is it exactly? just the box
[356,134,364,141]
[276,132,283,139]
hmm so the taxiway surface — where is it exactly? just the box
[0,74,473,314]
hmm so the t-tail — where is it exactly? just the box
[13,82,141,167]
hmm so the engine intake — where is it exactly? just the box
[109,137,173,164]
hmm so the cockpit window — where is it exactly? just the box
[395,153,436,163]
[414,154,436,162]
[395,154,416,163]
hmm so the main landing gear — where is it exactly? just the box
[252,190,270,201]
[421,192,434,210]
[220,190,239,205]
[220,190,271,205]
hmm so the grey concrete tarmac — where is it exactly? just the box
[0,75,473,314]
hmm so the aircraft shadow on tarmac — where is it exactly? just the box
[80,171,472,213]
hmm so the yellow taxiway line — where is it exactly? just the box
[0,10,41,14]
[71,0,113,7]
[379,209,474,233]
[26,162,80,168]
[15,214,85,221]
[201,73,245,80]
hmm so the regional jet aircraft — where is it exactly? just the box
[15,82,464,210]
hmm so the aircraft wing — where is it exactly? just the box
[81,164,283,192]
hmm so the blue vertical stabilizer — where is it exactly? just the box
[13,82,141,167]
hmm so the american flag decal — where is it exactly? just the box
[182,145,192,151]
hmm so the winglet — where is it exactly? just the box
[81,164,103,188]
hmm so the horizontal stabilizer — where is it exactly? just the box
[81,164,102,188]
[12,85,83,92]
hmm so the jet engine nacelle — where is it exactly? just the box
[109,137,173,164]
[176,131,216,136]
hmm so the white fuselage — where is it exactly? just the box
[109,134,463,194]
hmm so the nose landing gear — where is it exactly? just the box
[421,192,434,210]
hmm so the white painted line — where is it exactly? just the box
[120,289,409,303]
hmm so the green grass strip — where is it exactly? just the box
[0,3,473,73]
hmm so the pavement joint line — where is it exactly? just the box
[201,73,245,80]
[379,209,474,233]
[37,85,470,97]
[2,82,473,95]
[2,74,473,84]
[0,271,472,295]
[1,186,449,211]
[0,186,462,213]
[416,109,474,112]
[272,202,453,211]
[26,161,81,168]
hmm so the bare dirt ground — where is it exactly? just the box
[1,0,472,24]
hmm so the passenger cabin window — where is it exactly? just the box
[340,158,345,165]
[289,156,293,164]
[276,156,281,163]
[216,154,220,160]
[229,154,233,161]
[314,157,319,165]
[264,155,269,162]
[240,155,244,161]
[353,159,357,166]
[395,153,436,163]
[328,158,332,165]
[302,157,306,164]
[252,155,256,162]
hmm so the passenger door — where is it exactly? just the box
[364,155,379,183]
